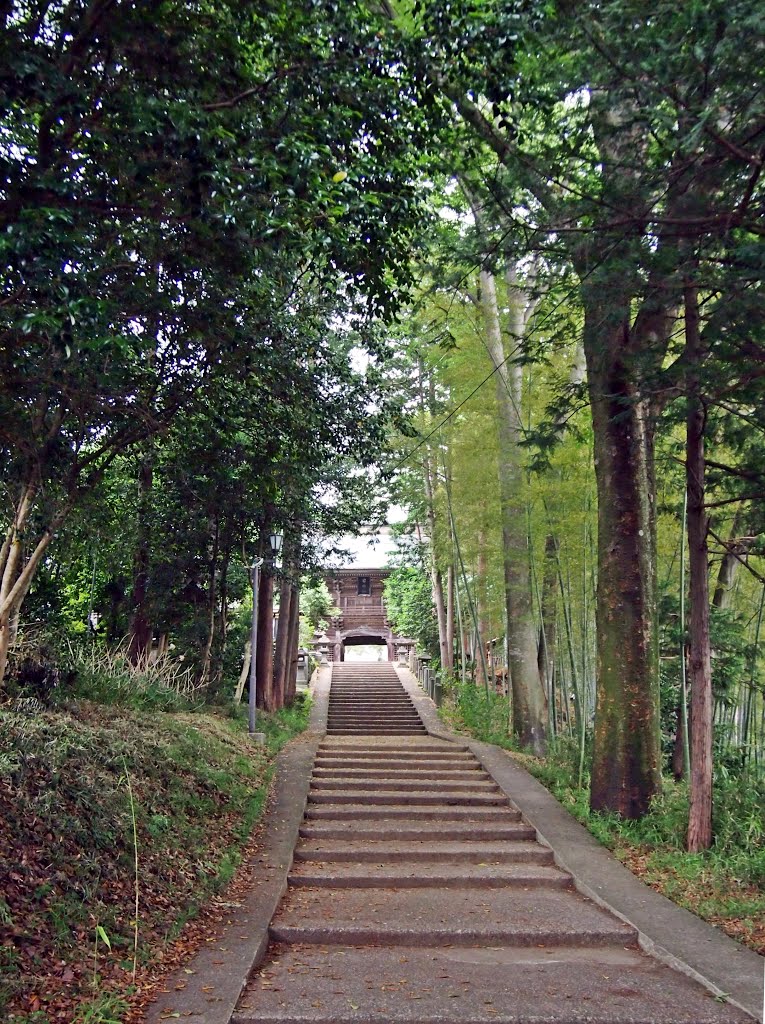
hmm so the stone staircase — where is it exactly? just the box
[325,662,426,736]
[233,664,750,1024]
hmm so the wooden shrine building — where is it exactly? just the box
[324,567,411,662]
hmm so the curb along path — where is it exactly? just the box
[233,662,753,1024]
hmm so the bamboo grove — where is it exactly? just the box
[376,0,765,849]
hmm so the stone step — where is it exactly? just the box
[330,683,405,687]
[326,730,428,736]
[327,704,418,710]
[325,722,426,728]
[308,790,507,806]
[326,720,422,724]
[325,722,423,727]
[326,720,424,727]
[328,697,410,701]
[304,805,521,821]
[325,713,422,719]
[299,822,535,841]
[270,887,637,948]
[293,840,552,864]
[317,745,466,753]
[288,861,571,888]
[329,697,409,702]
[328,710,419,716]
[315,751,473,763]
[327,704,418,709]
[329,689,406,693]
[325,720,428,729]
[312,768,487,780]
[327,708,419,714]
[317,747,461,755]
[325,725,424,731]
[235,943,750,1024]
[326,727,427,732]
[328,697,416,702]
[326,721,423,726]
[325,716,423,724]
[315,768,492,778]
[314,758,478,771]
[327,714,419,720]
[326,713,422,720]
[329,695,414,700]
[310,778,497,793]
[329,695,409,700]
[329,693,414,698]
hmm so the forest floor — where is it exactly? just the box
[440,689,765,959]
[0,692,310,1024]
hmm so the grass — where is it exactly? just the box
[0,676,310,1024]
[440,681,765,956]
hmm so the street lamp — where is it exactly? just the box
[248,531,284,738]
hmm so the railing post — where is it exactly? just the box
[434,673,443,707]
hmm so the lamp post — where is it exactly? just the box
[248,531,283,739]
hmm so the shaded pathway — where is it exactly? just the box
[233,663,753,1024]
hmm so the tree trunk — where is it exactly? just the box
[685,282,713,852]
[480,265,547,753]
[417,359,451,672]
[210,544,231,692]
[583,287,662,818]
[285,580,301,705]
[447,85,681,811]
[199,516,220,687]
[537,533,558,698]
[127,449,154,666]
[671,698,687,781]
[712,510,752,609]
[272,550,293,711]
[431,564,449,669]
[446,564,455,676]
[476,535,489,689]
[235,640,251,704]
[0,480,39,683]
[256,567,275,711]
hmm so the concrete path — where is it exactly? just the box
[231,664,759,1024]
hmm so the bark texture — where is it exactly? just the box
[272,574,292,711]
[285,579,301,704]
[537,533,558,698]
[480,265,547,753]
[256,568,275,710]
[446,565,455,677]
[272,533,297,710]
[419,363,451,674]
[685,283,713,851]
[583,284,662,817]
[712,511,752,610]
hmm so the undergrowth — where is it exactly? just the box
[441,681,765,955]
[0,666,310,1024]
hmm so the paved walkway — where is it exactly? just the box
[143,662,763,1024]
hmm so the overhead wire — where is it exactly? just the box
[386,231,619,474]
